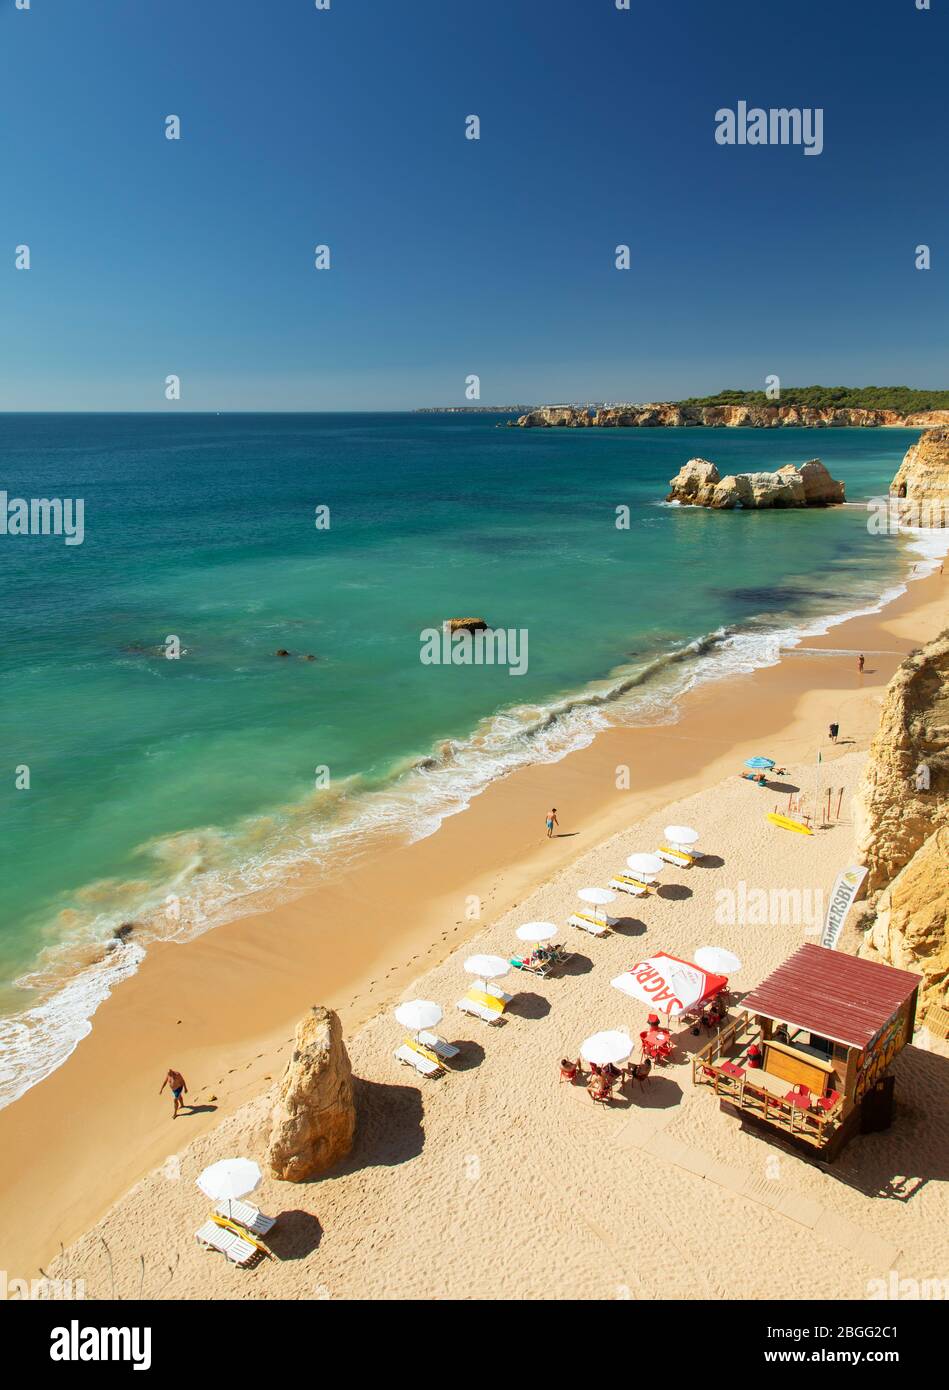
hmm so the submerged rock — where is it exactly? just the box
[267,1005,355,1182]
[445,617,489,633]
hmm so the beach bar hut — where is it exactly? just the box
[692,944,921,1160]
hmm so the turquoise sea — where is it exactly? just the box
[0,413,943,1105]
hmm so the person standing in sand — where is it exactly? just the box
[159,1068,189,1119]
[545,807,559,838]
[857,653,865,673]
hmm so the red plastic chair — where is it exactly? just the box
[814,1087,842,1113]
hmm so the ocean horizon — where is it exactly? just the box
[1,411,945,1107]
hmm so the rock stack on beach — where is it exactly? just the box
[666,457,845,509]
[855,631,949,1021]
[267,1006,356,1181]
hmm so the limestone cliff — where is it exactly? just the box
[860,827,949,1020]
[666,457,844,509]
[888,429,949,525]
[268,1005,355,1182]
[853,631,949,896]
[514,404,949,430]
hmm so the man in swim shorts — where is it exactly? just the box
[546,807,559,838]
[160,1067,189,1118]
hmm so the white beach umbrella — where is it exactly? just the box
[196,1157,261,1218]
[395,999,443,1038]
[464,954,510,992]
[515,921,558,945]
[665,825,700,849]
[577,886,617,924]
[580,1030,634,1067]
[626,852,664,880]
[694,946,742,975]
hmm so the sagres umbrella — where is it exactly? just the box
[515,921,558,946]
[580,1030,633,1067]
[694,946,742,975]
[626,853,664,881]
[464,954,510,993]
[577,886,616,924]
[395,999,443,1041]
[665,824,699,852]
[196,1157,261,1219]
[745,756,775,770]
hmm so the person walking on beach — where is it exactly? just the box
[857,653,865,673]
[545,807,559,838]
[160,1067,189,1119]
[829,722,839,744]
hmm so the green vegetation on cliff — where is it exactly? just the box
[679,386,949,412]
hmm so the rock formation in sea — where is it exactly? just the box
[888,428,949,525]
[853,632,949,1021]
[513,403,949,429]
[666,457,845,509]
[267,1005,356,1181]
[446,617,489,633]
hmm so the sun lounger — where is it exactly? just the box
[213,1199,276,1238]
[511,953,551,977]
[457,991,504,1024]
[569,911,610,936]
[609,873,651,896]
[195,1218,258,1266]
[655,845,693,868]
[417,1029,460,1060]
[394,1042,443,1077]
[481,982,512,1003]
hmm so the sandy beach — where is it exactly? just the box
[2,572,947,1295]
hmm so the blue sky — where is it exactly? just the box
[1,0,946,409]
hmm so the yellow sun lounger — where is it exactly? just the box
[656,845,693,868]
[568,911,611,936]
[457,991,505,1025]
[609,873,652,896]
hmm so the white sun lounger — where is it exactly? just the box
[417,1030,460,1060]
[195,1219,258,1266]
[213,1199,276,1237]
[609,873,651,896]
[394,1042,443,1077]
[655,845,693,868]
[456,994,504,1025]
[569,911,611,936]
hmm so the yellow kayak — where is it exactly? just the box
[766,813,813,836]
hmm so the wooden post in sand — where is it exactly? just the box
[836,786,844,820]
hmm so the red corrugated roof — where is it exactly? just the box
[741,944,920,1050]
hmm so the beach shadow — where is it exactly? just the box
[180,1104,218,1117]
[335,1077,426,1176]
[628,1074,682,1110]
[560,953,594,976]
[610,918,647,937]
[693,854,724,869]
[554,832,580,838]
[657,883,692,901]
[818,1048,949,1199]
[765,780,800,794]
[268,1210,323,1261]
[508,991,551,1021]
[446,1039,486,1072]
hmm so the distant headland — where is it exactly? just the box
[510,387,949,430]
[418,388,949,428]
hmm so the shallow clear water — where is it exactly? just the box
[0,412,932,1102]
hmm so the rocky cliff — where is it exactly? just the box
[888,428,949,525]
[268,1005,356,1181]
[854,632,949,894]
[853,632,949,1020]
[666,457,845,508]
[514,404,949,429]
